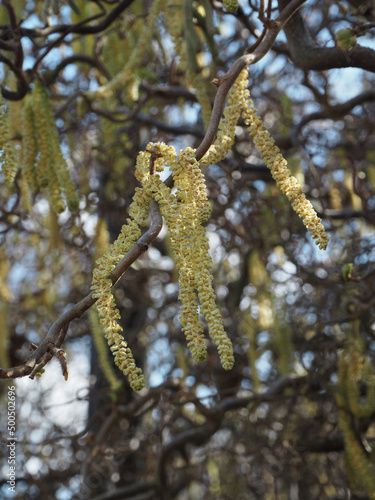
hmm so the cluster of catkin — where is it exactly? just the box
[21,81,79,213]
[91,141,235,390]
[200,68,328,250]
[87,0,214,127]
[336,343,375,496]
[234,69,328,250]
[91,68,329,391]
[165,0,213,127]
[0,84,79,214]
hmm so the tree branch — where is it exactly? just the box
[278,0,375,72]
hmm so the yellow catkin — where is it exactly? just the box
[336,348,375,498]
[19,173,33,212]
[32,81,53,188]
[21,97,39,191]
[47,209,62,252]
[0,251,10,369]
[164,0,185,55]
[0,97,18,184]
[273,315,293,376]
[177,149,233,369]
[31,81,79,212]
[0,300,9,368]
[141,143,234,370]
[93,217,110,263]
[39,82,80,211]
[47,164,66,214]
[239,69,329,250]
[91,189,151,390]
[166,0,212,127]
[240,310,260,390]
[7,99,23,138]
[87,0,162,100]
[101,30,127,79]
[200,68,249,167]
[69,1,102,73]
[152,150,208,362]
[88,308,122,391]
[344,345,375,418]
[0,250,11,303]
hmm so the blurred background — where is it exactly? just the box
[0,0,375,498]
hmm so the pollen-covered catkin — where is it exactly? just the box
[21,98,39,191]
[133,142,234,369]
[32,81,53,188]
[31,81,80,212]
[199,68,249,168]
[37,82,80,211]
[88,308,122,391]
[0,98,18,184]
[159,144,234,369]
[136,145,208,362]
[91,184,152,391]
[92,266,145,391]
[165,0,212,128]
[239,70,329,250]
[93,218,110,263]
[336,346,375,497]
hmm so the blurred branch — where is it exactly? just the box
[157,374,309,489]
[135,114,204,138]
[0,0,29,100]
[291,90,375,144]
[42,54,109,86]
[278,0,375,72]
[5,0,135,39]
[90,479,158,500]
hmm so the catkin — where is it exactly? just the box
[336,345,375,498]
[238,69,329,250]
[0,97,18,184]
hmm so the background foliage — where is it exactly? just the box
[0,0,375,499]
